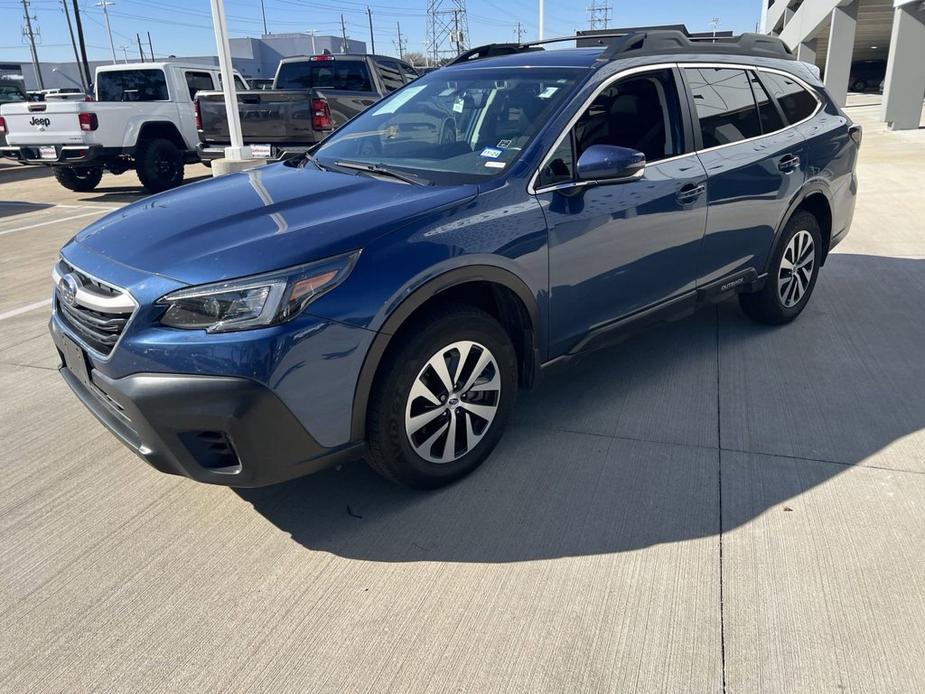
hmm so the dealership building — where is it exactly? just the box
[6,33,366,92]
[762,0,925,129]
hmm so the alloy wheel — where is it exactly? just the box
[404,340,501,464]
[778,229,815,308]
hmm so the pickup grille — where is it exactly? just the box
[54,259,136,357]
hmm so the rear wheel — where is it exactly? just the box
[739,210,822,325]
[53,166,103,192]
[366,306,518,488]
[135,138,184,192]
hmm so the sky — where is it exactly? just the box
[0,0,763,65]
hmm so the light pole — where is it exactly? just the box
[209,0,249,162]
[308,28,317,54]
[539,0,544,40]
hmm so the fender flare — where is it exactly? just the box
[765,181,834,274]
[349,264,542,442]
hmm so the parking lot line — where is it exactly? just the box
[0,210,107,237]
[0,299,51,322]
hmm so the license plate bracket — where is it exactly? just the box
[39,145,57,160]
[61,334,93,391]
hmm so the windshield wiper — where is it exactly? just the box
[333,160,430,186]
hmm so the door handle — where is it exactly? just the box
[778,155,801,173]
[677,183,705,204]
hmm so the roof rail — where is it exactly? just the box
[445,30,793,67]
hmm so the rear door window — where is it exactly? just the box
[760,72,819,124]
[184,71,215,99]
[685,67,762,148]
[749,72,785,134]
[97,69,169,102]
[275,60,373,91]
[376,60,404,92]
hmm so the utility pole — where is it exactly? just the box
[395,21,406,59]
[452,9,461,56]
[72,1,91,91]
[366,7,375,55]
[340,14,348,53]
[21,0,44,90]
[120,45,129,63]
[259,0,267,35]
[147,31,154,60]
[307,28,317,54]
[61,0,86,91]
[97,0,117,63]
[136,32,145,62]
[709,17,720,38]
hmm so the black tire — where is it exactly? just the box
[135,138,184,192]
[739,210,823,325]
[366,305,518,489]
[53,166,103,192]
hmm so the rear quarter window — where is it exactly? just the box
[761,72,819,124]
[97,69,169,102]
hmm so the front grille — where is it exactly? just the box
[54,259,135,357]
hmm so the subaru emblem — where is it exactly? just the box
[59,273,79,307]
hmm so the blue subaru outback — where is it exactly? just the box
[50,31,860,488]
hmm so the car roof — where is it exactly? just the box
[442,48,603,72]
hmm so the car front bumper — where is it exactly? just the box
[50,319,365,487]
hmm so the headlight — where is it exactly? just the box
[157,251,359,332]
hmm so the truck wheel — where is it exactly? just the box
[135,138,184,193]
[53,166,103,192]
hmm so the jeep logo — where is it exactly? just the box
[30,116,51,128]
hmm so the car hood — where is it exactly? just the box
[73,162,477,285]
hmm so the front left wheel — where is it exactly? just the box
[366,305,518,488]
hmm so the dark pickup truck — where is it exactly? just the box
[196,53,419,162]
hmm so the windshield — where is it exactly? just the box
[0,84,25,103]
[314,68,584,185]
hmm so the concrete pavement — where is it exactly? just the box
[0,101,923,692]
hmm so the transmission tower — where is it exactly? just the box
[586,0,612,31]
[426,0,469,65]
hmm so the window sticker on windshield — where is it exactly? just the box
[370,84,427,115]
[480,147,503,159]
[453,97,465,113]
[497,139,512,148]
[538,86,559,99]
[485,161,506,169]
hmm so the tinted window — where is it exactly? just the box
[218,73,248,91]
[97,69,168,102]
[537,135,575,188]
[761,72,818,124]
[315,69,581,184]
[685,68,761,147]
[376,60,404,92]
[749,72,785,134]
[184,71,214,99]
[275,60,373,91]
[574,69,684,162]
[0,84,26,103]
[399,62,419,82]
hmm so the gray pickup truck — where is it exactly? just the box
[196,53,419,162]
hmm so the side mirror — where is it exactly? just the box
[576,145,646,183]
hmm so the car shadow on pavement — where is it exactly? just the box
[236,253,925,562]
[0,201,54,218]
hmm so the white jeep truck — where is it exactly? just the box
[0,62,247,192]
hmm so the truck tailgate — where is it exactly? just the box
[198,90,322,145]
[0,102,87,145]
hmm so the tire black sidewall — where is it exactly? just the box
[770,212,822,320]
[375,311,518,488]
[137,138,183,192]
